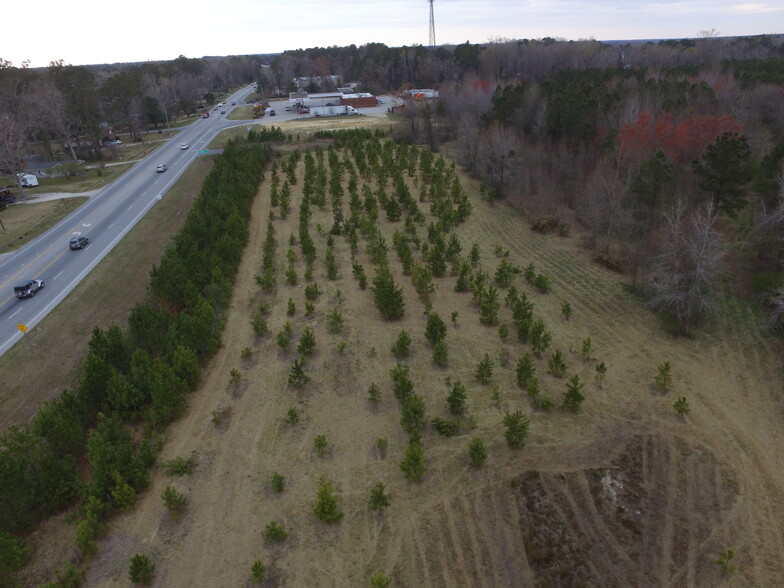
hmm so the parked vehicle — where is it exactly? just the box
[18,173,39,187]
[310,105,358,117]
[14,279,45,298]
[201,112,209,118]
[69,235,90,249]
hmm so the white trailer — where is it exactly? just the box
[310,105,358,117]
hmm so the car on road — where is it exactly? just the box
[69,235,90,250]
[14,279,45,298]
[285,106,291,111]
[220,110,226,114]
[231,101,236,105]
[268,109,276,116]
[180,143,188,150]
[156,164,167,173]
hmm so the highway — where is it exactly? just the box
[0,88,400,356]
[0,85,256,356]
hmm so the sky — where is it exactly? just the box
[4,0,783,69]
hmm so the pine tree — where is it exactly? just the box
[475,353,494,384]
[562,375,585,412]
[503,411,530,448]
[372,267,405,320]
[314,481,343,524]
[369,482,392,511]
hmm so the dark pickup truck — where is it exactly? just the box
[14,279,45,298]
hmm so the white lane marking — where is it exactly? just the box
[9,307,22,319]
[54,271,63,280]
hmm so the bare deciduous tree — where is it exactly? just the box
[649,202,726,334]
[576,155,630,254]
[478,122,519,199]
[0,115,31,198]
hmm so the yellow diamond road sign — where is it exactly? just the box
[18,323,27,333]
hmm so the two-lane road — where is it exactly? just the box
[0,85,255,355]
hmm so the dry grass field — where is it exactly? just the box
[10,121,784,587]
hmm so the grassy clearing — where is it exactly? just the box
[12,118,784,586]
[0,198,87,252]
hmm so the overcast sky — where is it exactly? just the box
[4,0,783,69]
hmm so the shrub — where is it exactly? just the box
[288,357,310,387]
[390,363,413,402]
[264,520,288,542]
[370,574,393,588]
[431,417,459,437]
[128,554,155,586]
[327,308,344,333]
[284,407,299,425]
[251,312,268,336]
[533,273,551,293]
[561,300,572,320]
[0,533,29,586]
[367,383,381,404]
[424,313,447,346]
[515,353,536,388]
[447,380,467,415]
[297,327,317,356]
[314,434,329,457]
[581,337,594,360]
[400,394,426,437]
[468,438,487,468]
[432,339,448,367]
[673,396,690,417]
[285,264,298,285]
[391,330,412,358]
[716,549,736,575]
[271,473,285,493]
[655,361,673,391]
[305,282,321,301]
[399,440,426,482]
[276,323,293,351]
[161,484,188,520]
[286,299,296,316]
[375,437,388,458]
[251,560,267,583]
[595,362,607,386]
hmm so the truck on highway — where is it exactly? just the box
[14,279,45,299]
[310,105,358,117]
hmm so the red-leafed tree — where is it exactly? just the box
[618,110,741,164]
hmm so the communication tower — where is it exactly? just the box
[428,0,436,49]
